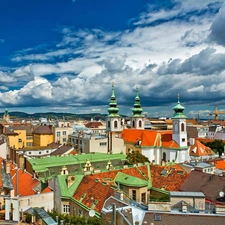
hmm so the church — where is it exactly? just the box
[106,83,190,164]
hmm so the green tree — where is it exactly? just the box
[125,151,150,165]
[48,209,103,225]
[202,140,225,156]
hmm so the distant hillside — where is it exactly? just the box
[0,111,114,120]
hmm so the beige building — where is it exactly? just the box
[53,125,73,144]
[68,132,125,154]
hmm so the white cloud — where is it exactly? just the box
[0,86,9,91]
[1,0,225,116]
[187,85,204,93]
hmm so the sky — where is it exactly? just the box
[1,0,225,119]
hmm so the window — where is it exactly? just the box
[26,136,33,140]
[181,123,185,132]
[154,214,161,221]
[39,152,41,155]
[29,152,31,155]
[46,150,49,153]
[63,138,66,142]
[57,132,60,137]
[163,152,166,161]
[114,120,118,128]
[100,142,107,146]
[141,193,146,203]
[174,123,178,132]
[78,209,82,217]
[108,121,110,128]
[18,138,22,143]
[139,120,142,128]
[182,138,185,142]
[63,205,70,214]
[63,131,66,135]
[132,190,136,201]
[26,142,33,147]
[133,120,135,128]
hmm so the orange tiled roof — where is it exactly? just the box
[73,165,149,213]
[189,140,215,157]
[42,186,53,193]
[10,167,52,196]
[151,164,188,191]
[215,159,225,170]
[121,129,179,148]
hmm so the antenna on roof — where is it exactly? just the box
[89,209,95,217]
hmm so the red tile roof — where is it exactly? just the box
[215,159,225,170]
[73,165,149,213]
[189,140,215,157]
[121,129,179,148]
[85,122,103,128]
[150,164,188,191]
[10,167,52,196]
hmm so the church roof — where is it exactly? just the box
[172,95,187,119]
[131,87,143,117]
[107,83,120,117]
[121,129,180,148]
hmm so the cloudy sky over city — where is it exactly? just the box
[1,0,225,118]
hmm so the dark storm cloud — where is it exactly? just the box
[209,3,225,46]
[158,47,225,75]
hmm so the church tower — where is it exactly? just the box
[3,108,10,124]
[130,86,144,129]
[106,83,122,153]
[172,95,187,147]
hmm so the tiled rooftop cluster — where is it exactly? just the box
[151,164,188,191]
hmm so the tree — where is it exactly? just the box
[125,151,150,165]
[48,209,103,225]
[202,140,225,156]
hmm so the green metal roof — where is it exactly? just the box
[58,174,84,197]
[172,94,187,119]
[108,83,120,116]
[28,153,126,173]
[132,87,143,117]
[33,207,57,225]
[114,171,148,187]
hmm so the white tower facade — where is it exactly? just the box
[172,95,187,147]
[106,83,122,133]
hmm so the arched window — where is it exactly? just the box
[181,123,185,132]
[163,152,166,161]
[114,120,118,128]
[133,120,135,128]
[174,123,178,132]
[139,120,142,128]
[108,121,110,128]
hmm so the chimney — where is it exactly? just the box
[6,159,10,174]
[189,138,195,146]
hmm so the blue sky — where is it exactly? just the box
[1,0,225,119]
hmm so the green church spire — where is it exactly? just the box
[107,82,119,116]
[132,86,143,117]
[172,94,187,118]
